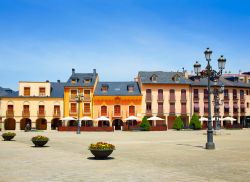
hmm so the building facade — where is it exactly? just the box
[1,68,250,131]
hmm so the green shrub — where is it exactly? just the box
[31,135,49,142]
[189,114,201,130]
[2,132,16,137]
[173,116,184,130]
[140,116,151,131]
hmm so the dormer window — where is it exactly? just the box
[101,84,109,92]
[172,74,181,82]
[71,79,76,84]
[127,85,134,92]
[84,79,91,84]
[151,74,158,82]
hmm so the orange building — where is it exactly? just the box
[93,82,142,130]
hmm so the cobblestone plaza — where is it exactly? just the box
[1,130,250,182]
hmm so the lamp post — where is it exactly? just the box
[75,93,84,134]
[194,48,226,149]
[212,85,224,130]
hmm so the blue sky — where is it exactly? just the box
[0,0,250,90]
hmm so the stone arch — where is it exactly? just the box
[112,119,123,130]
[36,118,47,130]
[51,118,62,130]
[4,118,16,130]
[98,120,110,127]
[81,120,93,127]
[20,118,31,130]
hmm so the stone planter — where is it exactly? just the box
[90,150,114,159]
[2,135,15,141]
[32,140,48,147]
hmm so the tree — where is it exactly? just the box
[140,116,151,131]
[173,116,184,130]
[189,114,201,130]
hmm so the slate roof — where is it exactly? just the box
[65,72,98,87]
[94,82,141,96]
[0,87,18,97]
[0,82,65,98]
[189,76,250,88]
[138,71,191,84]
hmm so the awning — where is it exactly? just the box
[125,116,140,121]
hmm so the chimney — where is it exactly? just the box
[72,68,75,74]
[57,80,60,83]
[93,69,97,76]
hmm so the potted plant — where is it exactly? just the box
[2,132,16,141]
[89,142,115,159]
[31,135,49,147]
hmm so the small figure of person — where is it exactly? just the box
[25,123,30,132]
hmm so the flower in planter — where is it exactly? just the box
[89,142,115,159]
[2,132,16,141]
[89,142,115,150]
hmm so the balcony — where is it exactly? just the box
[83,110,91,116]
[84,95,91,102]
[6,110,14,118]
[146,110,152,116]
[22,110,30,118]
[240,96,245,101]
[224,111,230,117]
[193,96,199,101]
[157,96,164,102]
[113,111,122,117]
[169,96,176,102]
[145,95,152,102]
[37,111,46,118]
[180,97,187,103]
[53,111,61,118]
[158,110,164,116]
[204,96,209,101]
[181,110,187,115]
[233,95,238,100]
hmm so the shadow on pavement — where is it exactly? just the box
[87,157,115,160]
[177,144,204,149]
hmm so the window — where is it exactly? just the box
[240,90,244,99]
[7,105,14,111]
[84,79,91,83]
[169,89,175,101]
[170,103,175,114]
[158,89,163,101]
[23,105,29,111]
[39,105,45,114]
[194,89,199,99]
[129,106,135,116]
[128,85,134,92]
[54,105,60,115]
[181,103,186,114]
[101,106,107,116]
[224,89,229,99]
[146,103,152,113]
[146,89,152,101]
[181,89,186,101]
[247,102,249,108]
[24,87,30,96]
[233,89,237,100]
[70,103,77,113]
[84,103,90,114]
[84,90,90,100]
[233,102,238,113]
[151,75,158,82]
[70,90,77,99]
[204,102,208,113]
[158,103,163,113]
[101,84,109,92]
[224,102,229,113]
[114,105,121,116]
[204,89,208,99]
[247,90,249,95]
[39,87,46,96]
[240,102,245,113]
[194,102,199,113]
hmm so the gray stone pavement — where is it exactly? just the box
[0,129,250,182]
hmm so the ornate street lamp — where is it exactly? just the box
[75,92,84,134]
[193,48,226,149]
[212,85,224,130]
